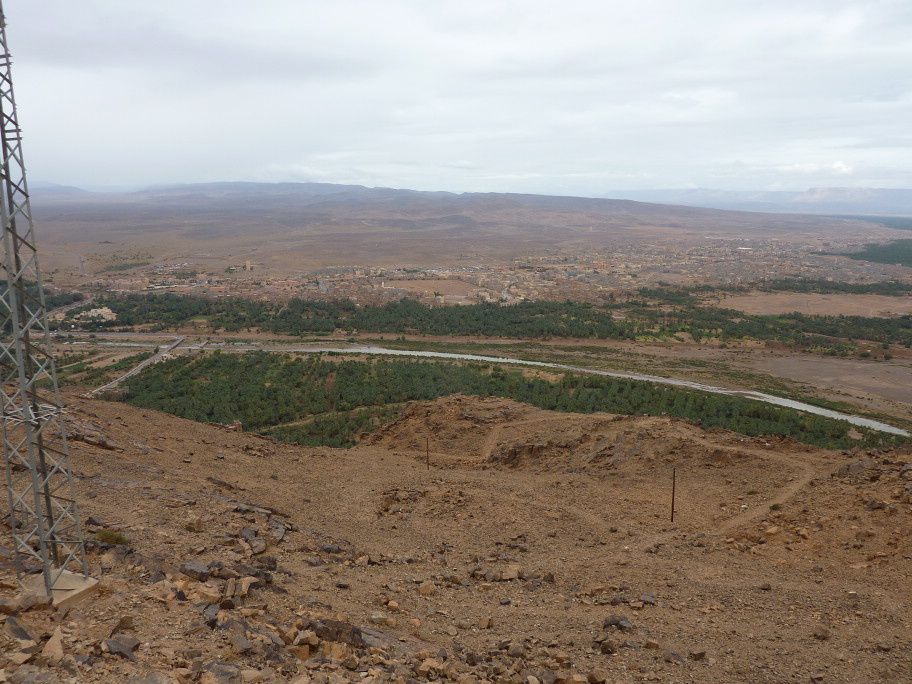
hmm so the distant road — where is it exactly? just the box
[85,336,184,397]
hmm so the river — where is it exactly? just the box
[250,344,910,437]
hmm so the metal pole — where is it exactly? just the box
[0,2,87,591]
[671,467,676,523]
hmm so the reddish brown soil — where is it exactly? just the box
[2,394,911,683]
[718,292,912,317]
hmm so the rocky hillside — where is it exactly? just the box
[1,393,911,683]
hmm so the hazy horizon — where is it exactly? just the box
[9,1,912,194]
[30,179,912,197]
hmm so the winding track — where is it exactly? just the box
[479,415,827,535]
[393,413,828,538]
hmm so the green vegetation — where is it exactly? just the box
[1,283,82,336]
[0,281,83,311]
[121,351,906,450]
[266,405,403,448]
[831,215,912,231]
[57,351,153,387]
[756,278,912,296]
[639,278,912,297]
[99,261,150,272]
[635,286,700,305]
[72,292,912,355]
[46,290,85,309]
[96,529,129,545]
[842,239,912,268]
[371,335,912,429]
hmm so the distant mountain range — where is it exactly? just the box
[602,188,912,216]
[32,181,912,217]
[32,181,881,238]
[28,181,909,274]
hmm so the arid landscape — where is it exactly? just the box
[3,392,912,683]
[2,181,910,682]
[31,184,908,295]
[4,1,912,681]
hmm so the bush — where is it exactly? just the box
[96,529,129,545]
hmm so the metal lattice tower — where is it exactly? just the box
[0,3,88,593]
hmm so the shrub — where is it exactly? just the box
[96,529,129,545]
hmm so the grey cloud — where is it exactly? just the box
[15,17,376,84]
[4,0,910,193]
[841,137,912,149]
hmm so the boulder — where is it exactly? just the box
[179,560,210,582]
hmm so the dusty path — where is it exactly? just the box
[408,408,835,545]
[477,414,830,539]
[712,442,828,535]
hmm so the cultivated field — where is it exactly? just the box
[719,291,912,317]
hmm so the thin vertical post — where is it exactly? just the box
[670,467,676,523]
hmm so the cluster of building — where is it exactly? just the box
[81,234,910,306]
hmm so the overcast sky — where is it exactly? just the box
[7,0,912,194]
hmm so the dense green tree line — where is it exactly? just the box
[79,295,642,338]
[70,293,216,327]
[633,287,700,305]
[266,405,403,448]
[46,290,85,309]
[639,279,912,298]
[0,281,83,310]
[830,215,912,231]
[121,352,905,450]
[756,279,912,295]
[843,239,912,268]
[75,292,912,352]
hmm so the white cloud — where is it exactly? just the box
[777,161,853,175]
[831,161,854,175]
